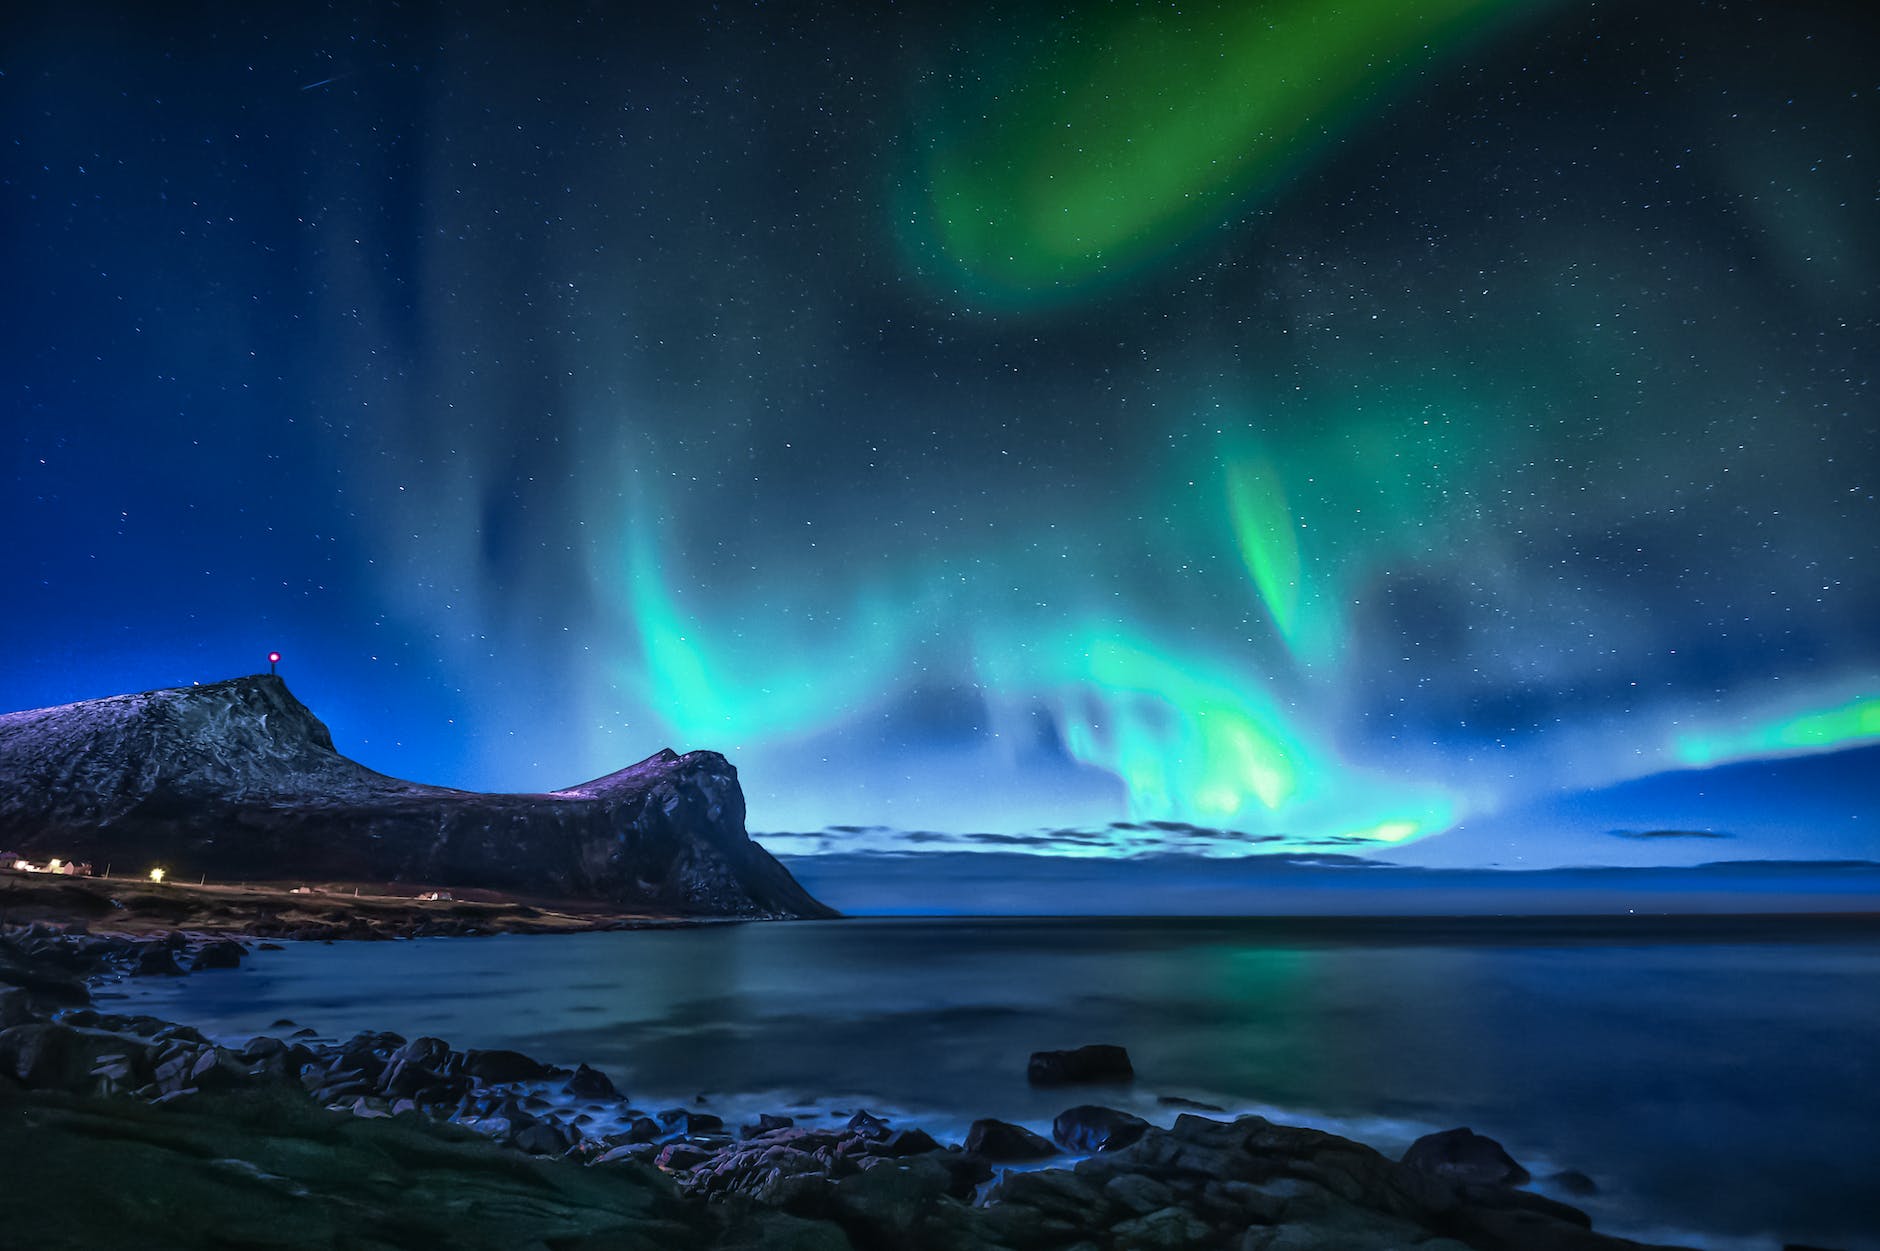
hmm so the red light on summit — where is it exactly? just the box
[268,652,281,664]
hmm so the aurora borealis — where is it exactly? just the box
[3,1,1877,867]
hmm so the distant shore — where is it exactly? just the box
[0,867,709,941]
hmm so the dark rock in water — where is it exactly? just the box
[656,1109,723,1136]
[742,1113,794,1138]
[1028,1043,1134,1086]
[964,1118,1059,1162]
[872,1127,942,1158]
[562,1062,617,1100]
[1549,1168,1599,1196]
[845,1109,890,1140]
[620,1116,662,1145]
[1052,1105,1150,1153]
[1402,1125,1532,1186]
[190,940,245,971]
[461,1049,551,1083]
[0,675,834,918]
[1156,1095,1224,1112]
[131,945,185,977]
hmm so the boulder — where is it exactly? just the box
[511,1121,573,1156]
[620,1116,663,1145]
[189,939,246,971]
[563,1062,618,1100]
[1028,1043,1134,1086]
[1401,1127,1530,1186]
[462,1048,552,1083]
[964,1118,1059,1162]
[845,1109,890,1140]
[1053,1105,1150,1153]
[870,1127,941,1158]
[657,1142,715,1171]
[742,1113,795,1139]
[131,945,185,977]
[658,1108,724,1136]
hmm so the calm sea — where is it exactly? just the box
[107,916,1880,1250]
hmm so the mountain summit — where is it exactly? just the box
[0,675,833,918]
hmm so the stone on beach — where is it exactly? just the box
[964,1117,1059,1162]
[1402,1125,1532,1186]
[1052,1104,1150,1153]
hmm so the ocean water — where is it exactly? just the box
[106,917,1880,1250]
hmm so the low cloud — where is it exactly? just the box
[1608,828,1733,840]
[757,822,1313,858]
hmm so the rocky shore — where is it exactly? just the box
[0,920,1704,1251]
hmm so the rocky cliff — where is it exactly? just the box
[0,676,834,918]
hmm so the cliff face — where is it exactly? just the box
[0,676,834,918]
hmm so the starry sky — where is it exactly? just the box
[3,1,1876,869]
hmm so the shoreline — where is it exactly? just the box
[0,867,735,941]
[0,916,1720,1250]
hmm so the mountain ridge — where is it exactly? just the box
[0,675,834,918]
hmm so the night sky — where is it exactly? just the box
[4,2,1876,869]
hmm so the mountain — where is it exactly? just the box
[0,675,834,918]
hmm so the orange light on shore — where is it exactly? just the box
[148,867,166,884]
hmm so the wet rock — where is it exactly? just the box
[1157,1094,1225,1112]
[131,945,185,977]
[188,1048,248,1093]
[964,1117,1059,1162]
[657,1142,715,1171]
[1029,1043,1134,1086]
[619,1116,663,1145]
[563,1062,617,1100]
[1402,1126,1531,1186]
[845,1109,890,1140]
[985,1167,1112,1236]
[1052,1105,1150,1153]
[461,1048,552,1083]
[742,1113,795,1138]
[870,1127,941,1158]
[658,1108,724,1136]
[153,1024,209,1046]
[190,939,246,971]
[511,1121,573,1156]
